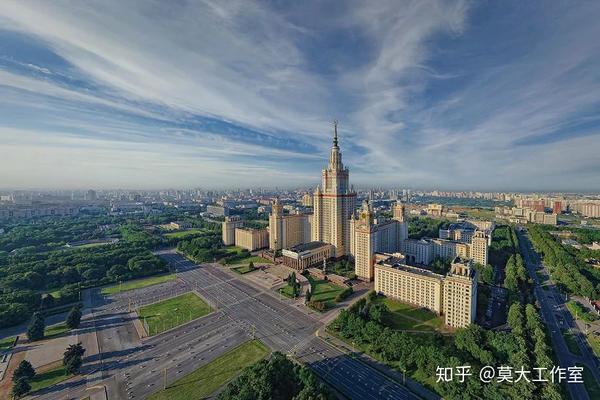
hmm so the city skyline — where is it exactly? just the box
[1,1,600,191]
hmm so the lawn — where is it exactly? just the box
[101,273,176,295]
[376,297,444,332]
[224,246,245,255]
[562,329,583,356]
[76,241,111,249]
[164,229,206,239]
[566,301,598,322]
[138,292,212,336]
[231,255,273,265]
[0,336,16,352]
[29,364,72,393]
[583,366,600,399]
[45,323,70,339]
[148,340,269,400]
[232,264,256,274]
[460,208,496,220]
[308,276,346,308]
[220,246,273,265]
[588,333,600,358]
[279,284,297,299]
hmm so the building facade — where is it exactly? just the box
[470,231,489,266]
[374,254,443,313]
[442,258,478,328]
[350,200,408,281]
[268,198,311,250]
[374,254,477,328]
[207,205,230,216]
[401,234,489,267]
[282,241,334,270]
[312,122,357,257]
[234,227,269,251]
[222,216,244,245]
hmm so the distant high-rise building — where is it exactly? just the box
[85,189,97,201]
[302,193,313,207]
[553,201,562,214]
[312,122,356,257]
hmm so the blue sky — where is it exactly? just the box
[0,1,599,191]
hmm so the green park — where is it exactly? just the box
[138,292,212,335]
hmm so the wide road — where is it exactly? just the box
[517,229,600,400]
[35,252,424,400]
[163,253,422,400]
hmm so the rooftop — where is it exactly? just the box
[288,241,331,252]
[376,255,444,280]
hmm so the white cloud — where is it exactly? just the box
[0,0,599,190]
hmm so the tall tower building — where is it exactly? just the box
[351,200,408,281]
[352,200,377,281]
[312,122,356,257]
[443,258,478,328]
[470,231,489,266]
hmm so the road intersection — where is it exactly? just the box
[31,252,423,400]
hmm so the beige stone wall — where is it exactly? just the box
[235,228,269,251]
[374,264,443,313]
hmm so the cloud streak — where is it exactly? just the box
[0,0,599,191]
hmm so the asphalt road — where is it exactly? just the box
[517,229,600,400]
[33,252,423,400]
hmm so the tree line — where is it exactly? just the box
[329,292,562,399]
[528,225,598,299]
[0,242,166,329]
[218,351,331,400]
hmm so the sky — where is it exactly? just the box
[0,1,599,192]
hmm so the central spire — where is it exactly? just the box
[329,119,343,171]
[333,119,339,147]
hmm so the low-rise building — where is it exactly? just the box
[282,241,333,270]
[401,233,488,266]
[207,204,230,216]
[169,221,192,230]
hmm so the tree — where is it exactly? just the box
[65,305,82,329]
[367,302,389,324]
[12,360,35,382]
[248,261,255,270]
[64,354,83,375]
[455,325,493,365]
[11,377,31,399]
[26,312,45,341]
[217,352,330,400]
[63,342,86,374]
[507,303,524,335]
[481,264,494,285]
